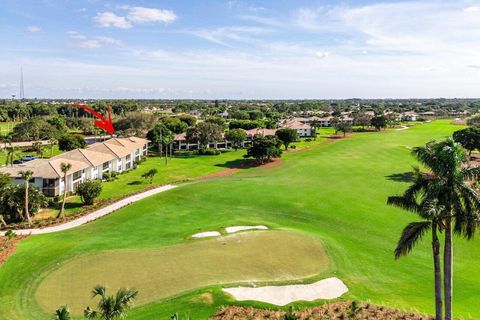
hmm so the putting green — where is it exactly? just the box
[35,231,328,315]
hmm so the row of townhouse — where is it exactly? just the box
[0,137,149,197]
[173,128,278,151]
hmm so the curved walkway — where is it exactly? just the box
[1,184,176,236]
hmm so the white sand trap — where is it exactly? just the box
[226,225,268,233]
[191,231,221,238]
[223,277,348,306]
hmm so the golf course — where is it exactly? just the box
[1,120,479,319]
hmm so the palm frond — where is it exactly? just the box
[387,196,419,212]
[394,221,431,259]
[91,284,107,299]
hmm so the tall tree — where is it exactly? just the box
[452,127,480,156]
[186,122,223,151]
[309,120,322,140]
[275,128,298,150]
[32,141,44,158]
[410,138,480,320]
[19,170,34,227]
[49,138,58,157]
[4,146,21,166]
[388,171,445,320]
[146,123,174,157]
[84,285,138,320]
[244,134,282,163]
[225,129,247,150]
[59,162,72,220]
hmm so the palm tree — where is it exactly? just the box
[58,162,71,220]
[388,173,444,320]
[2,136,11,149]
[49,138,58,157]
[54,305,71,320]
[32,141,44,158]
[19,170,33,226]
[84,285,138,320]
[309,120,322,140]
[4,146,21,166]
[410,138,480,320]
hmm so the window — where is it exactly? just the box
[102,161,109,170]
[126,154,131,162]
[43,179,56,188]
[72,170,82,180]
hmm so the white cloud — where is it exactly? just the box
[189,26,273,46]
[67,31,122,49]
[464,6,480,12]
[77,37,122,49]
[94,12,132,29]
[94,6,176,29]
[67,31,87,40]
[127,7,177,24]
[315,51,329,59]
[26,26,41,33]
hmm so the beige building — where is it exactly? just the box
[0,137,149,197]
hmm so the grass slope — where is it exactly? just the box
[1,121,478,320]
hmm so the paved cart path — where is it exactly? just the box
[1,184,176,236]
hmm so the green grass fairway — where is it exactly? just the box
[35,231,328,315]
[1,120,479,319]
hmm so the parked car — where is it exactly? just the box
[21,155,37,162]
[13,159,23,164]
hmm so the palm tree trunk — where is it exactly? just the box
[25,182,31,227]
[59,174,67,220]
[432,224,443,320]
[444,217,453,320]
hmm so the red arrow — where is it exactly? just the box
[72,103,115,135]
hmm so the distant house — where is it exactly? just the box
[0,137,149,197]
[218,111,230,118]
[278,119,312,136]
[190,110,202,118]
[402,111,418,121]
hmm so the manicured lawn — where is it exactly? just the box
[41,149,247,217]
[35,231,327,315]
[1,120,478,320]
[0,121,18,136]
[0,145,62,166]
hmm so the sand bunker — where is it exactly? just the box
[223,277,348,306]
[191,231,221,238]
[226,225,268,233]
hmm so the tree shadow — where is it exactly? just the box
[215,159,248,169]
[173,152,197,159]
[128,180,142,185]
[385,171,415,183]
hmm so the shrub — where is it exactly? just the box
[141,168,158,184]
[305,138,312,142]
[198,148,220,155]
[5,229,16,239]
[76,180,102,205]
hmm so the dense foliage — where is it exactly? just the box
[244,134,282,163]
[76,180,103,205]
[58,134,87,151]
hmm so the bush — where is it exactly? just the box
[198,148,220,155]
[76,180,102,205]
[58,134,87,151]
[305,138,312,142]
[5,229,16,239]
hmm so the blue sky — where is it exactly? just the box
[1,0,480,99]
